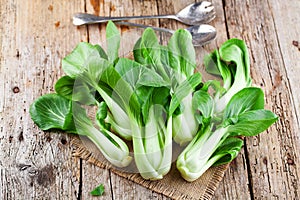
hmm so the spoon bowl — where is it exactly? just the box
[176,1,216,25]
[186,24,217,46]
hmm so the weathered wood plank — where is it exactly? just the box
[268,0,300,129]
[110,174,172,200]
[0,0,87,199]
[223,0,300,199]
[80,160,113,199]
[268,2,300,197]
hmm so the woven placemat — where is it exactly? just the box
[71,135,228,200]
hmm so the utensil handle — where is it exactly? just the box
[115,21,174,34]
[73,13,176,26]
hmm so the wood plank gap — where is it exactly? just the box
[266,0,300,128]
[243,138,255,200]
[108,169,114,200]
[221,0,230,39]
[84,0,87,12]
[77,158,83,200]
[86,25,90,43]
[155,0,163,44]
[84,0,90,43]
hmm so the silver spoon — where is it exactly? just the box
[73,1,215,26]
[116,21,217,46]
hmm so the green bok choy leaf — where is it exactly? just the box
[204,39,252,113]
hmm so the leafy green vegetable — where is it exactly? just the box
[61,27,138,140]
[176,39,278,182]
[134,28,169,81]
[30,22,278,183]
[169,73,202,115]
[192,90,214,120]
[211,137,244,166]
[90,184,105,196]
[30,94,132,167]
[177,98,278,181]
[114,58,169,88]
[226,109,278,136]
[62,42,107,78]
[223,87,264,119]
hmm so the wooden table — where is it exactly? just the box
[1,0,299,199]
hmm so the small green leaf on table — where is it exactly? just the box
[90,184,105,196]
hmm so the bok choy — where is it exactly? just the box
[30,94,132,167]
[176,39,278,181]
[30,21,277,183]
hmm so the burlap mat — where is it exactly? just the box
[71,135,228,200]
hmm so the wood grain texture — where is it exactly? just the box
[223,0,300,199]
[0,0,86,199]
[0,0,299,199]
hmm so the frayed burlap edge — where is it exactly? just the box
[71,136,228,200]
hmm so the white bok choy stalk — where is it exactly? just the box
[169,73,202,145]
[131,104,173,180]
[117,57,173,180]
[72,103,133,167]
[108,60,173,179]
[99,54,174,180]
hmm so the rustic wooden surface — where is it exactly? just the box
[0,0,299,199]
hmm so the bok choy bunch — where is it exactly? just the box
[30,21,278,182]
[176,39,278,181]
